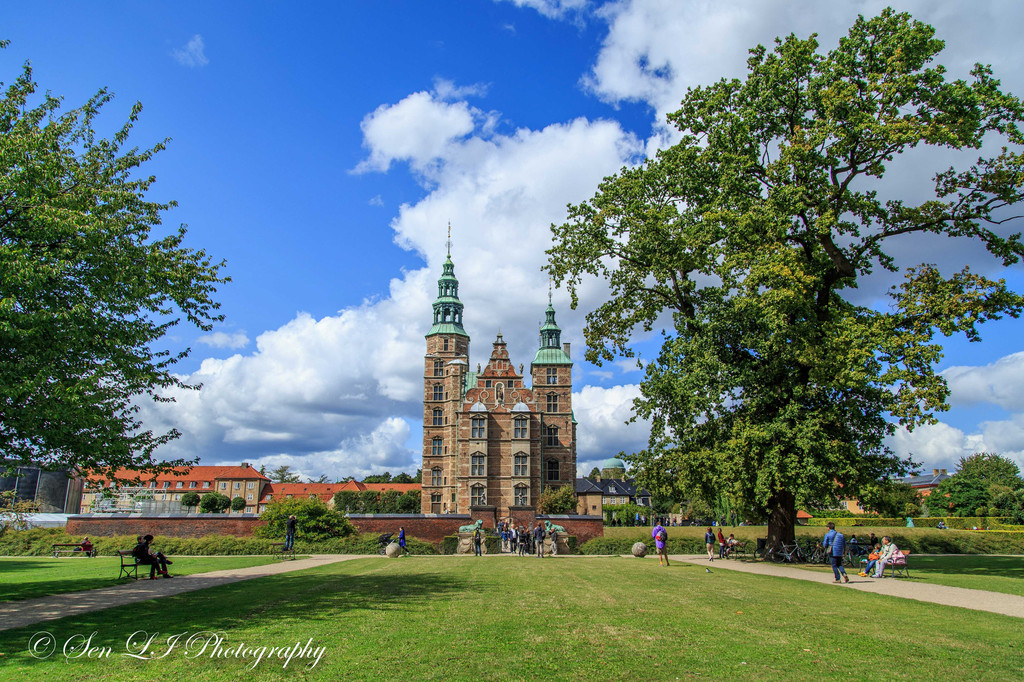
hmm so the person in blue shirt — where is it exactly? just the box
[822,522,849,583]
[398,527,407,555]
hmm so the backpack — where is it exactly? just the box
[656,529,667,542]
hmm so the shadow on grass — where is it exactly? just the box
[0,561,466,662]
[912,556,1024,579]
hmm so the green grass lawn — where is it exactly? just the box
[788,554,1024,597]
[0,556,289,603]
[0,557,1021,681]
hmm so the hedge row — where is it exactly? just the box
[577,528,1024,555]
[806,516,1017,529]
[0,529,437,556]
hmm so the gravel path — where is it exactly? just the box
[0,554,363,632]
[671,554,1024,618]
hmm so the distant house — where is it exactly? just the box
[899,469,950,497]
[83,464,269,514]
[574,457,652,517]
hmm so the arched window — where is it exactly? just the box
[471,417,486,439]
[471,454,485,476]
[514,417,528,439]
[470,485,486,506]
[514,485,528,507]
[432,409,443,426]
[546,459,559,482]
[432,384,444,401]
[431,468,442,486]
[432,438,442,456]
[546,393,559,412]
[514,454,528,477]
[545,425,559,447]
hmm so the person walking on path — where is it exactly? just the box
[704,527,715,562]
[285,515,297,551]
[534,521,546,558]
[398,526,408,555]
[473,526,483,556]
[823,522,850,583]
[652,522,669,566]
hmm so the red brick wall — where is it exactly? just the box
[66,515,263,538]
[346,515,472,544]
[538,515,605,545]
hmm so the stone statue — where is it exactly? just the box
[459,519,484,533]
[544,520,566,534]
[496,384,504,404]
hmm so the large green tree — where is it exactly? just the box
[933,452,1023,516]
[0,47,227,477]
[547,11,1024,548]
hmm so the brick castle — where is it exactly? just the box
[420,244,576,519]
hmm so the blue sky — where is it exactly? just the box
[5,0,1024,480]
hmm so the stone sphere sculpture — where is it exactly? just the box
[385,541,402,558]
[632,542,648,558]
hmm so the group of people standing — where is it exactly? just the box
[487,520,558,557]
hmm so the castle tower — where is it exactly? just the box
[421,247,469,514]
[531,299,575,496]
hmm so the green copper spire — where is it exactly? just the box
[426,231,469,338]
[532,298,571,365]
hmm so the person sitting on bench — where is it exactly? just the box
[74,537,94,557]
[133,534,173,579]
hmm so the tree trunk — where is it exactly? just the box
[766,490,796,549]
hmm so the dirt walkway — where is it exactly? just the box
[671,554,1024,618]
[0,554,363,632]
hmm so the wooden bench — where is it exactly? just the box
[117,550,139,580]
[725,541,748,558]
[53,543,94,558]
[270,542,295,559]
[884,549,911,578]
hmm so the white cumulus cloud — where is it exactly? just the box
[197,331,250,350]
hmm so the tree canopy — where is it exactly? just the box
[547,10,1024,546]
[933,452,1023,516]
[0,47,227,477]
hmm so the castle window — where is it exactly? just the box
[433,360,444,376]
[513,417,528,439]
[471,454,485,476]
[443,338,449,351]
[546,393,559,412]
[432,409,443,426]
[431,492,442,514]
[471,485,486,506]
[514,454,528,476]
[432,384,443,401]
[485,380,492,388]
[514,485,528,506]
[431,468,442,485]
[432,438,443,456]
[545,425,559,447]
[546,459,559,482]
[547,368,558,385]
[471,417,486,439]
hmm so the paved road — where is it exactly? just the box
[0,555,363,633]
[671,554,1024,618]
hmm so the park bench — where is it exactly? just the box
[725,541,749,558]
[52,543,94,558]
[884,549,911,578]
[117,550,140,580]
[270,542,295,559]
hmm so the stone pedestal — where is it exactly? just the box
[545,536,570,556]
[457,532,487,555]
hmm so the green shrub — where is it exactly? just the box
[806,516,1015,528]
[253,498,354,541]
[0,529,436,556]
[230,496,246,512]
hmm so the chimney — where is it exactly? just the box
[940,469,947,475]
[241,462,249,469]
[563,342,570,357]
[932,469,939,476]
